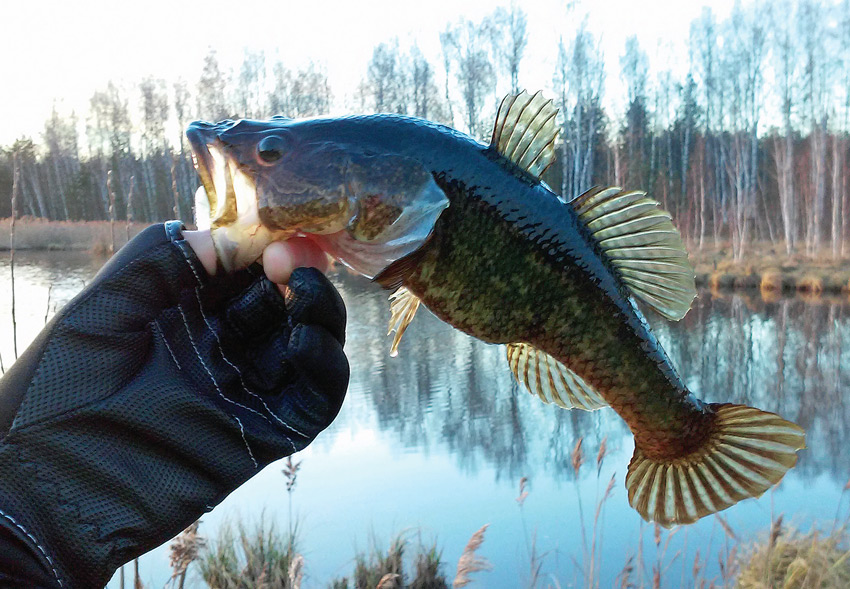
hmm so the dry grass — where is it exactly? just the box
[691,239,850,295]
[168,520,205,588]
[331,532,449,589]
[453,524,492,588]
[0,217,149,252]
[797,275,825,294]
[736,525,850,588]
[197,518,300,589]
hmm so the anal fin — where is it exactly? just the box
[387,287,421,357]
[626,404,806,527]
[506,343,607,411]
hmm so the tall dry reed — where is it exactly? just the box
[168,520,205,588]
[9,151,20,362]
[107,170,117,255]
[453,524,491,588]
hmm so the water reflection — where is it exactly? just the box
[5,255,845,483]
[334,275,850,487]
[2,253,849,587]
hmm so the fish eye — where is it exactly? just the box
[257,135,286,164]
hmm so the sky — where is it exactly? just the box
[0,0,737,146]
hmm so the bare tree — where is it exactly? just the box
[197,48,229,120]
[553,21,606,199]
[619,36,650,189]
[238,49,267,118]
[290,62,332,117]
[724,2,765,260]
[42,106,79,219]
[689,7,719,248]
[488,4,528,94]
[364,40,408,113]
[798,0,830,255]
[442,20,495,139]
[268,59,294,116]
[771,0,798,255]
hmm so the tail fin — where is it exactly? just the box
[625,404,805,528]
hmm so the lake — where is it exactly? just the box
[1,249,848,588]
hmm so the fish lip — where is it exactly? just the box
[187,120,249,225]
[186,121,222,205]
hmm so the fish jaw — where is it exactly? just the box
[188,121,295,271]
[187,117,450,277]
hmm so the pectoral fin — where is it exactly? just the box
[387,287,421,357]
[506,343,607,411]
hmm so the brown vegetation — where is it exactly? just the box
[691,240,850,295]
[0,217,150,252]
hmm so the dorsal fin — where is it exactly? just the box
[490,91,560,180]
[571,186,696,320]
[387,287,421,357]
[506,343,607,411]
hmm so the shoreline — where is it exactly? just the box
[689,240,850,296]
[2,218,849,295]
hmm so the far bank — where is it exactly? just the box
[2,218,849,295]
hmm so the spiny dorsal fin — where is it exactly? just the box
[506,343,607,411]
[387,287,421,357]
[626,404,805,527]
[571,186,696,320]
[490,91,560,180]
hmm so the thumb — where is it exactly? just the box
[262,237,331,286]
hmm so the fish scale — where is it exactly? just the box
[187,89,805,527]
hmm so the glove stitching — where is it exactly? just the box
[8,246,182,435]
[0,506,63,587]
[176,303,259,470]
[171,236,204,286]
[193,288,305,446]
[152,320,182,371]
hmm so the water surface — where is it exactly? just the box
[1,252,847,587]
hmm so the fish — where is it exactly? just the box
[186,90,805,527]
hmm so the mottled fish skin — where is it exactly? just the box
[189,106,806,526]
[277,114,714,461]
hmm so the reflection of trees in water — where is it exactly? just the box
[653,293,850,481]
[333,273,629,480]
[335,274,849,483]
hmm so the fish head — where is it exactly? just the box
[187,117,448,277]
[187,118,350,235]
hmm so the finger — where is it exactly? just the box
[279,323,349,432]
[284,267,347,345]
[223,276,287,343]
[182,229,218,275]
[263,237,330,285]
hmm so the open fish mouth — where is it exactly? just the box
[186,121,259,231]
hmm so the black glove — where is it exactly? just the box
[0,222,348,588]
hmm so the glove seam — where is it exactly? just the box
[9,242,192,436]
[152,320,182,370]
[191,287,305,447]
[0,506,63,587]
[175,302,260,469]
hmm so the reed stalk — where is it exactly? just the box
[10,152,19,361]
[125,175,135,244]
[453,524,491,588]
[107,170,116,255]
[171,154,182,221]
[282,456,301,541]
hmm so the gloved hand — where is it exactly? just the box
[0,221,348,588]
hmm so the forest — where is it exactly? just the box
[2,0,849,262]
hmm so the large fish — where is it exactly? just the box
[187,91,805,527]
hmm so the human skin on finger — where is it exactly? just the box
[183,229,330,285]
